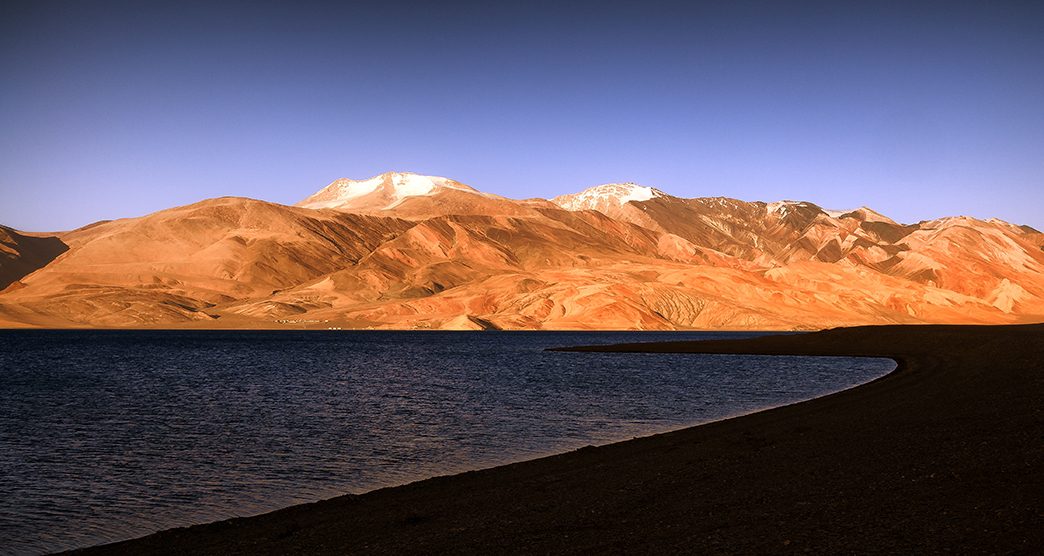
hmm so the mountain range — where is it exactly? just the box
[2,172,1042,329]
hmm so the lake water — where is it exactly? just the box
[0,330,894,555]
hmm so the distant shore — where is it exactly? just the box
[75,324,1043,554]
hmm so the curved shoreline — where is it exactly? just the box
[74,324,1043,554]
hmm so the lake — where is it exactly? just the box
[0,330,894,555]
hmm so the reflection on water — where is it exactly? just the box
[0,330,893,555]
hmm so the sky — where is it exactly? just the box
[2,0,1043,231]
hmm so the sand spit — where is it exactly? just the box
[74,324,1043,554]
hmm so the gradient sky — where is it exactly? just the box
[2,0,1043,231]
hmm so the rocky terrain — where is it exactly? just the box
[2,172,1042,329]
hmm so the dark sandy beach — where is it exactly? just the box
[75,324,1043,554]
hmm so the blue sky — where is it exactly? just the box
[2,0,1043,231]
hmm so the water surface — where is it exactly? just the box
[0,330,894,555]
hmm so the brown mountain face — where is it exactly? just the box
[1,174,1042,329]
[0,198,413,327]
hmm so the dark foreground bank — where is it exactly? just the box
[75,324,1043,554]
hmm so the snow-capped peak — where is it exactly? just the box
[552,182,666,211]
[297,171,475,210]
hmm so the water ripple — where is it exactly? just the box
[0,330,894,555]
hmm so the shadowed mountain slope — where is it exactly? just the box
[0,225,68,290]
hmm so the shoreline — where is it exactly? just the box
[74,323,1043,554]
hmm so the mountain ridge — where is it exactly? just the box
[1,173,1042,329]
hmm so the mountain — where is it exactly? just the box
[551,187,1044,306]
[0,198,413,327]
[1,174,1042,329]
[296,171,542,219]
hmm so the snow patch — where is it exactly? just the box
[382,172,474,208]
[300,177,383,209]
[390,173,440,197]
[766,200,803,217]
[618,183,660,203]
